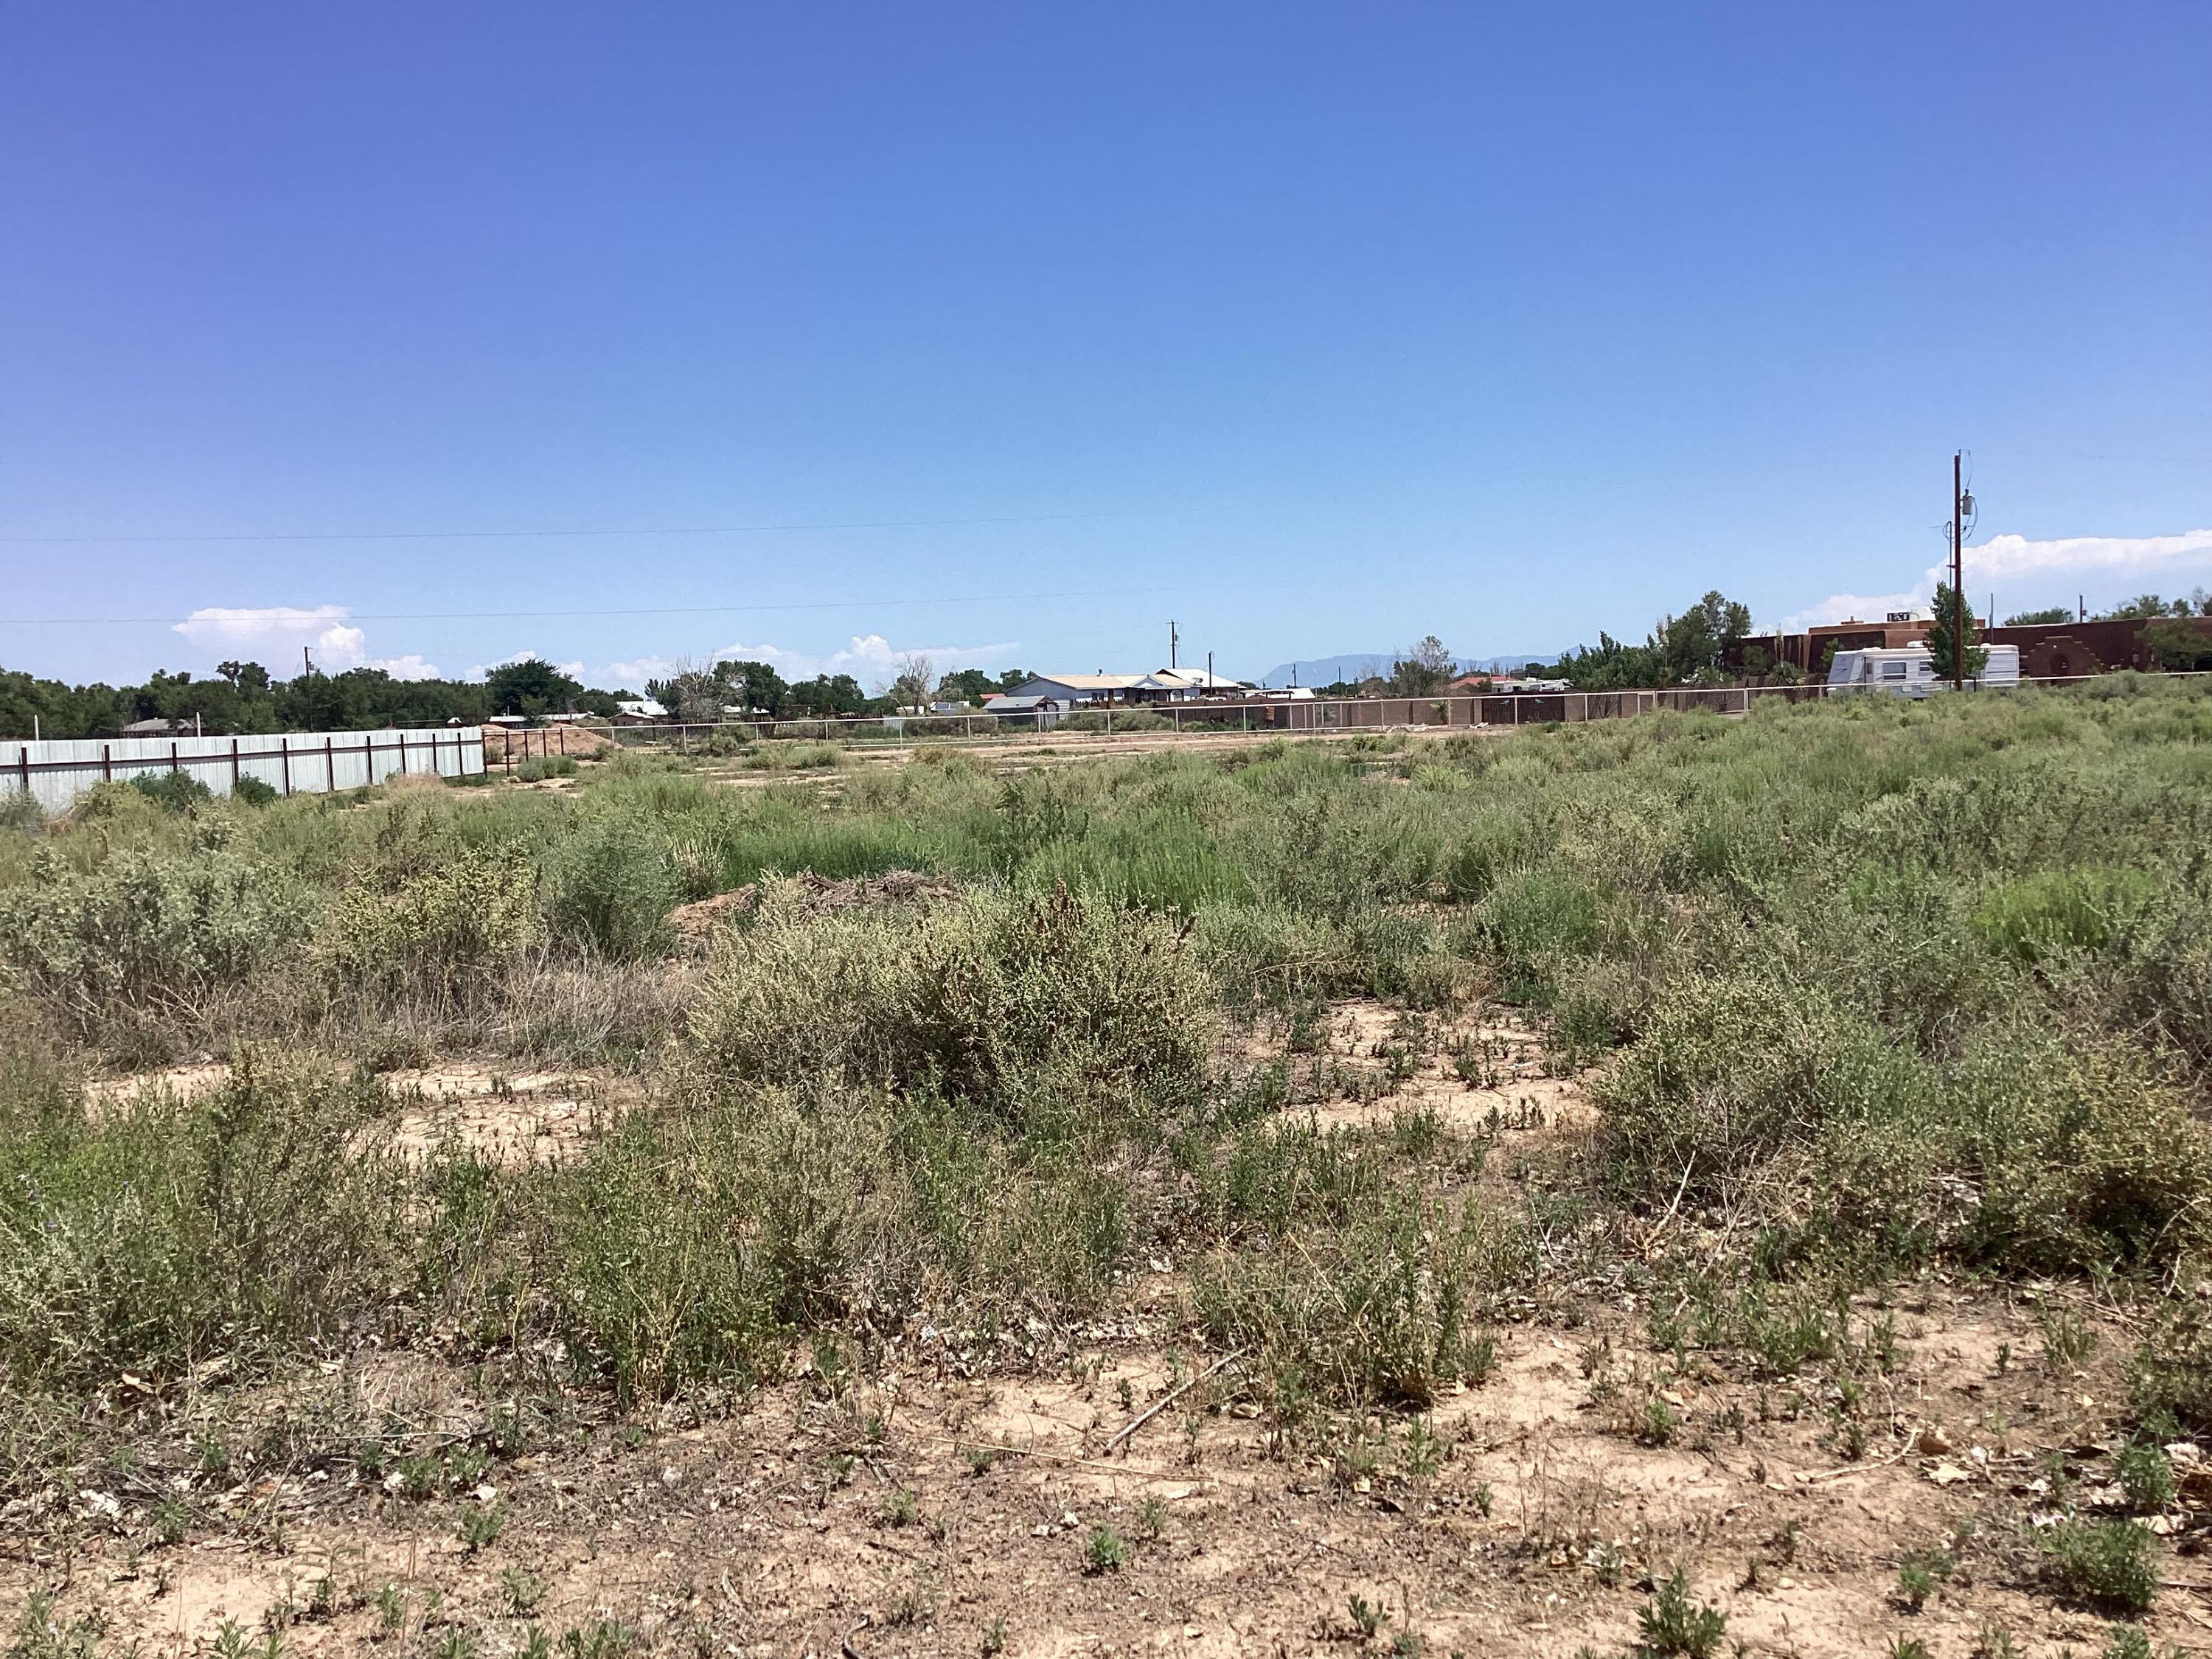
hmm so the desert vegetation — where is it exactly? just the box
[6,678,2212,1653]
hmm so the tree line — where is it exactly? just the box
[0,656,632,740]
[0,652,1042,740]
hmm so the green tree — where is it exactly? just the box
[787,673,866,716]
[1927,582,1989,682]
[936,668,1000,705]
[712,659,787,715]
[2143,617,2212,671]
[995,667,1032,694]
[2103,594,2194,620]
[2003,607,2073,627]
[1388,636,1455,697]
[1653,591,1752,683]
[485,657,584,718]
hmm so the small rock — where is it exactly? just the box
[1915,1425,1952,1455]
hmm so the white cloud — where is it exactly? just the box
[369,654,443,681]
[173,605,369,671]
[602,636,1020,689]
[173,604,451,679]
[1783,529,2212,630]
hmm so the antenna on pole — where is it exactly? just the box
[1169,620,1178,671]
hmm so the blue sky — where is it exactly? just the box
[3,2,2208,688]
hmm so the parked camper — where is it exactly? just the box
[1828,643,2019,695]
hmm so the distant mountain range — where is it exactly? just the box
[1256,651,1558,688]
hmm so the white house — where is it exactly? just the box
[1004,669,1253,706]
[1002,673,1150,706]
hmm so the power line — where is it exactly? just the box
[0,579,1231,628]
[0,507,1194,546]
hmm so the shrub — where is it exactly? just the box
[1635,1568,1726,1657]
[131,771,215,813]
[0,1050,406,1395]
[1974,869,2162,964]
[0,790,44,835]
[0,842,313,1029]
[1194,1192,1528,1407]
[514,754,580,782]
[2117,1440,2175,1513]
[231,776,278,807]
[1083,1526,1128,1574]
[323,845,546,1002]
[548,1100,796,1402]
[2129,1301,2212,1433]
[540,813,683,959]
[690,886,1219,1133]
[1598,975,1927,1216]
[2039,1518,2160,1615]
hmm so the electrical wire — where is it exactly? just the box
[0,507,1195,546]
[0,579,1233,628]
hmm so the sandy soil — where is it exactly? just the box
[15,1004,2211,1658]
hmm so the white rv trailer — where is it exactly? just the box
[1827,643,2020,696]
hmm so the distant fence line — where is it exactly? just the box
[3,727,486,815]
[598,673,2167,750]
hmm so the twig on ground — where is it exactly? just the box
[1641,1157,1697,1260]
[1105,1349,1246,1455]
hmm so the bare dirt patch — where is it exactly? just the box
[668,870,962,945]
[13,1290,2203,1658]
[380,1061,635,1166]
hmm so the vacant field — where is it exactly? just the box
[7,681,2212,1658]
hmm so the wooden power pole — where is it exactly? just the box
[1951,451,1966,690]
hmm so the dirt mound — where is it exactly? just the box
[480,723,614,762]
[668,869,960,942]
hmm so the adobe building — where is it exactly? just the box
[1731,613,2212,681]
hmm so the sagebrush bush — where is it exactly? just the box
[0,1048,405,1395]
[1194,1189,1528,1406]
[691,884,1219,1132]
[323,844,546,1003]
[2129,1300,2212,1433]
[2039,1517,2160,1615]
[0,838,312,1029]
[540,812,683,959]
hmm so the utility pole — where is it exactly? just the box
[303,644,313,678]
[1951,451,1966,690]
[1169,621,1179,671]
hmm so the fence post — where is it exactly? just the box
[16,746,27,796]
[280,740,291,796]
[364,731,374,785]
[102,743,111,782]
[324,736,335,792]
[231,737,240,789]
[399,731,408,778]
[170,739,180,774]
